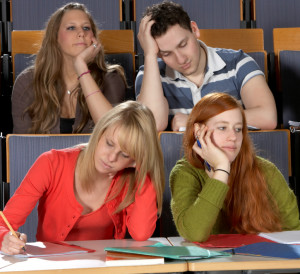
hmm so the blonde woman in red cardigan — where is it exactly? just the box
[1,101,164,255]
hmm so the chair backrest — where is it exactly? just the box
[158,132,184,237]
[198,28,267,77]
[273,28,300,91]
[158,129,291,237]
[134,0,243,54]
[247,51,268,80]
[252,0,300,53]
[5,134,91,241]
[279,50,300,128]
[10,0,121,30]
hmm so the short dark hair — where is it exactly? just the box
[143,1,192,38]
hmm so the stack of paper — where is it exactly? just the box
[259,231,300,244]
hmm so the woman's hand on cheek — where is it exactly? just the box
[193,126,230,170]
[74,37,101,70]
[203,129,230,169]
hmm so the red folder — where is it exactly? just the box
[195,234,274,248]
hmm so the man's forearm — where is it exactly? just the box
[244,106,277,130]
[138,55,169,131]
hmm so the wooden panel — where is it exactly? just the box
[198,28,264,52]
[11,30,44,55]
[11,29,134,55]
[99,30,134,54]
[11,30,135,79]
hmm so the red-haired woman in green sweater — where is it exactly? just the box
[170,92,300,242]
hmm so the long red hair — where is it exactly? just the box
[184,93,282,233]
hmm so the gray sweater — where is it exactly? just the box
[12,68,126,133]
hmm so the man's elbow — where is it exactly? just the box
[259,115,277,130]
[267,117,278,130]
[156,120,168,132]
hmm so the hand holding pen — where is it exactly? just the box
[0,211,27,255]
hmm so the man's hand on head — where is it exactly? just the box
[138,16,159,57]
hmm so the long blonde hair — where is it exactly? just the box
[76,101,165,215]
[184,93,282,233]
[26,2,126,133]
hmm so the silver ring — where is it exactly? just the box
[93,44,97,48]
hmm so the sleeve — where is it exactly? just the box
[134,65,145,99]
[0,152,53,247]
[263,161,300,230]
[234,50,264,92]
[11,69,35,133]
[125,175,158,241]
[102,71,126,105]
[170,160,229,242]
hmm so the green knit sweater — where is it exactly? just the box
[170,157,300,242]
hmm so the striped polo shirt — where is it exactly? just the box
[135,41,264,127]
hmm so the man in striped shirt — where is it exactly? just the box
[135,1,277,131]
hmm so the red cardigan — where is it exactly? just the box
[0,148,158,247]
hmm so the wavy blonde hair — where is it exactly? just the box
[184,93,282,233]
[76,101,165,215]
[26,2,126,133]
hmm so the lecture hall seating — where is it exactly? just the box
[251,0,300,53]
[10,0,121,30]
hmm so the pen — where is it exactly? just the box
[196,139,212,172]
[0,211,26,252]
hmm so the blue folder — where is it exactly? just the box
[226,242,300,259]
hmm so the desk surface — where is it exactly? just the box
[168,236,300,272]
[0,238,187,273]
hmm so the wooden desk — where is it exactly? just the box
[168,237,300,272]
[0,238,187,273]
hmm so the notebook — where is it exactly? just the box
[104,243,230,260]
[105,251,164,266]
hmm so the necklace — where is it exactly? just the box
[66,84,78,95]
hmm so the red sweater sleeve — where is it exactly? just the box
[125,175,158,241]
[0,151,53,248]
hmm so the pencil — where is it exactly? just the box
[0,211,26,252]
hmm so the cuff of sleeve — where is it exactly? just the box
[198,178,229,209]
